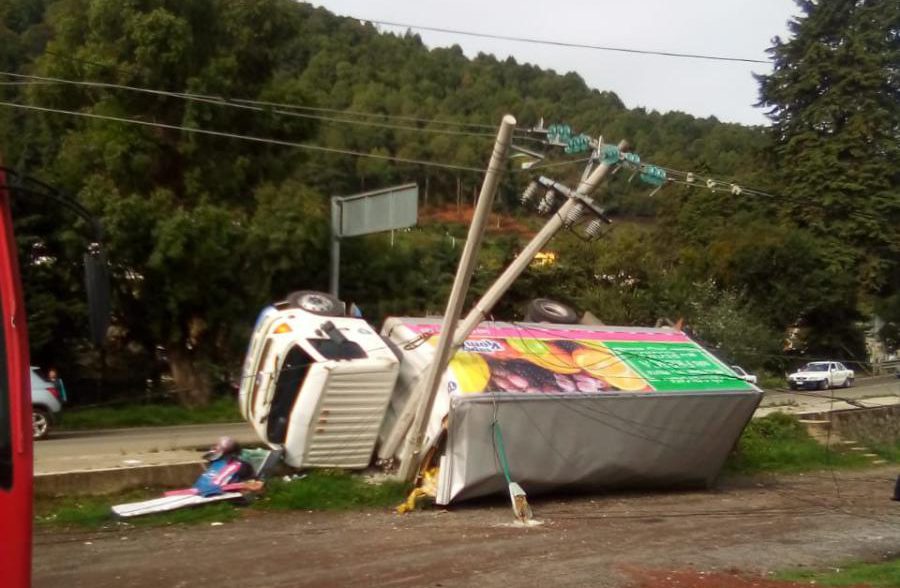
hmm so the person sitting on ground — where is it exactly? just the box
[193,436,260,496]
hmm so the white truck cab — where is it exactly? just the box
[238,292,399,469]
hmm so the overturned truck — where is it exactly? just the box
[239,115,763,505]
[239,294,762,505]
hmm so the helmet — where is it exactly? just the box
[203,436,241,461]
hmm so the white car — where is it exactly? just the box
[31,367,63,439]
[730,365,758,385]
[787,361,854,391]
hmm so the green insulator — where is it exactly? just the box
[564,134,590,153]
[600,145,620,165]
[623,152,641,165]
[547,123,572,144]
[639,164,666,187]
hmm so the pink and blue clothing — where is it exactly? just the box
[193,457,253,496]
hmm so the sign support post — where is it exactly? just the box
[330,198,341,297]
[329,183,418,299]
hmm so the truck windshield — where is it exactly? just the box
[804,364,828,372]
[307,338,367,360]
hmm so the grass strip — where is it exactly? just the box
[256,471,409,511]
[724,413,874,474]
[776,557,900,587]
[870,440,900,462]
[35,471,408,530]
[58,396,242,430]
[34,490,240,529]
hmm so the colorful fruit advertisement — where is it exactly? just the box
[407,323,753,395]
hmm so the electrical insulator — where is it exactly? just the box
[584,218,606,240]
[565,203,585,226]
[600,144,619,165]
[537,189,556,215]
[520,181,540,205]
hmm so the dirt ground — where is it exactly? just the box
[34,468,900,588]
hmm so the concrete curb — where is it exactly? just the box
[35,461,204,497]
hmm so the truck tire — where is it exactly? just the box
[285,290,344,317]
[523,298,579,324]
[817,379,828,391]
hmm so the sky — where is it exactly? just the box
[311,1,801,126]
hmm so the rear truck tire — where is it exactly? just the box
[33,407,51,440]
[524,298,579,324]
[845,377,854,388]
[284,290,344,317]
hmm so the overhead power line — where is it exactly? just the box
[1,66,514,132]
[5,82,876,221]
[357,17,770,64]
[0,100,488,174]
[0,71,516,140]
[11,70,865,211]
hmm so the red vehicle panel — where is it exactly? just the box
[0,162,33,587]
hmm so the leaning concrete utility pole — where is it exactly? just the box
[396,114,517,482]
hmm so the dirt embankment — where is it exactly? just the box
[34,468,900,588]
[421,204,537,238]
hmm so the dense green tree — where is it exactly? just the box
[3,0,888,404]
[756,0,899,293]
[12,0,327,404]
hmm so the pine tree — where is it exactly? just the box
[757,0,899,294]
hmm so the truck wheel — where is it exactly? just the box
[285,290,344,317]
[33,407,50,440]
[817,380,827,391]
[845,377,854,388]
[523,298,579,324]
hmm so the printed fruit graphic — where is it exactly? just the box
[572,346,649,391]
[506,338,581,374]
[487,359,556,392]
[448,351,490,394]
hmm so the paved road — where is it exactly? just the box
[34,422,257,474]
[760,374,899,414]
